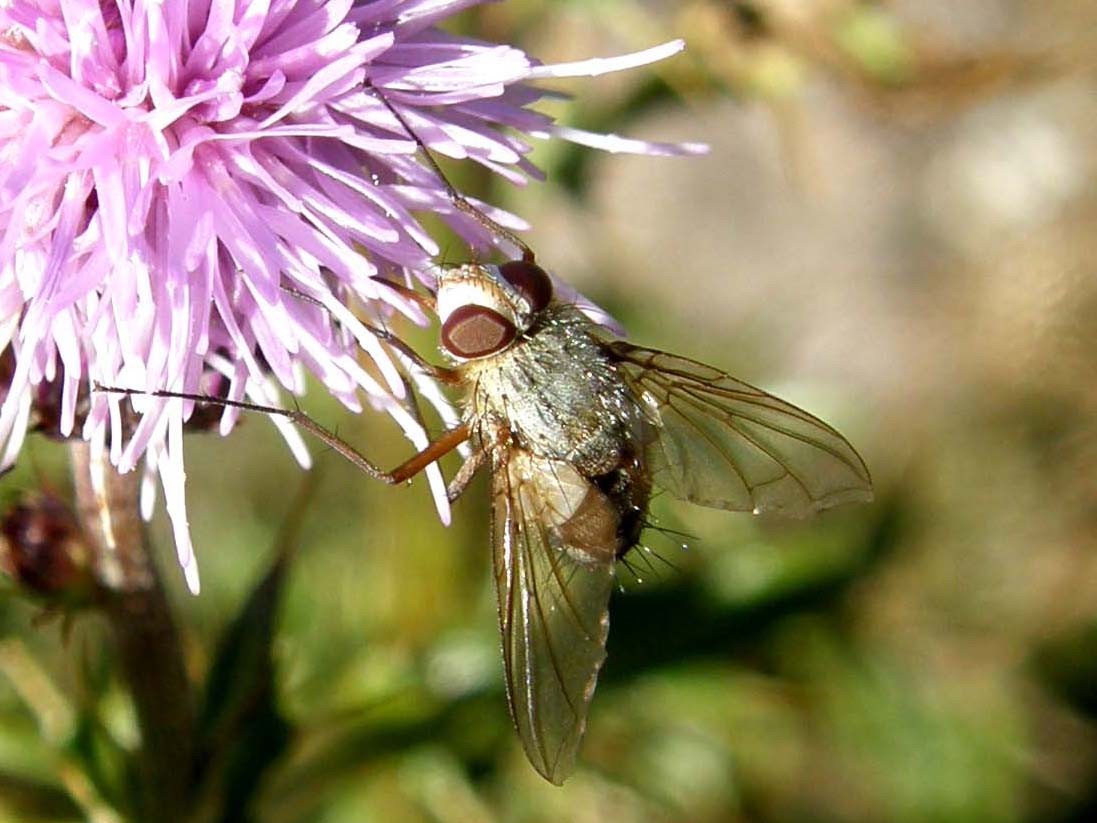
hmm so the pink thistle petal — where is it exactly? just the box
[527,39,687,80]
[547,125,710,157]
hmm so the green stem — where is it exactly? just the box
[70,442,194,823]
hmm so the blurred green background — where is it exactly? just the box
[3,1,1097,821]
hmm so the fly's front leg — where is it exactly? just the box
[359,322,460,385]
[385,424,470,484]
[94,386,470,486]
[281,282,457,384]
[373,278,437,316]
[447,422,510,502]
[447,446,487,502]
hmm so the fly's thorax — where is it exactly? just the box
[467,304,647,476]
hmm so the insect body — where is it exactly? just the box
[433,258,872,783]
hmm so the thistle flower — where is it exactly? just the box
[0,0,703,593]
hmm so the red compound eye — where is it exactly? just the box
[441,305,517,358]
[499,260,552,313]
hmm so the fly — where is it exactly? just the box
[425,256,872,783]
[99,80,873,785]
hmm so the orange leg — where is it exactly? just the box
[94,386,469,485]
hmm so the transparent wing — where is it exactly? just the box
[492,452,616,785]
[608,341,873,517]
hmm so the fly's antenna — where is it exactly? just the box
[365,79,536,265]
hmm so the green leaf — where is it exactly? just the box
[68,708,135,818]
[0,769,83,820]
[191,478,315,823]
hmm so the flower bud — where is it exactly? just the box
[0,493,96,605]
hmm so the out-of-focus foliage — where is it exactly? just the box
[2,1,1097,821]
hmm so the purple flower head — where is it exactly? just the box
[0,0,704,592]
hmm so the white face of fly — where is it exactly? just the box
[432,261,555,362]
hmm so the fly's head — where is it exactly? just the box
[433,260,554,363]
